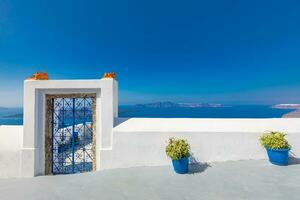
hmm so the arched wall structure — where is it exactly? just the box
[20,78,118,177]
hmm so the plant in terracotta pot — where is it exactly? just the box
[259,131,291,166]
[166,138,190,174]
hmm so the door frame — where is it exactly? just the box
[44,93,97,175]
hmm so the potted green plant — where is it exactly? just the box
[259,131,291,166]
[166,138,190,174]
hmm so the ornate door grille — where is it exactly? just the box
[45,94,96,175]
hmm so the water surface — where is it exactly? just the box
[0,105,294,125]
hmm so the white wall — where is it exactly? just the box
[22,78,118,177]
[0,126,23,178]
[99,118,300,169]
[1,118,300,177]
[2,78,300,177]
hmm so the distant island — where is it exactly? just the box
[135,101,223,108]
[2,113,23,119]
[272,104,300,109]
[272,104,300,118]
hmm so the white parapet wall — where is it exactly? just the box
[0,126,23,178]
[99,118,300,169]
[1,118,300,178]
[2,77,300,178]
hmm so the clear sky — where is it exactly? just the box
[0,0,300,107]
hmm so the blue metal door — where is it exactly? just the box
[50,95,95,174]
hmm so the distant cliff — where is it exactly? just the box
[282,110,300,118]
[272,104,300,109]
[135,101,223,108]
[272,104,300,118]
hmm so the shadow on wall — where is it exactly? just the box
[188,153,211,174]
[114,117,131,127]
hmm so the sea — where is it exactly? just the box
[0,105,294,125]
[0,108,23,125]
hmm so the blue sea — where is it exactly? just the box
[118,105,294,118]
[0,108,23,125]
[0,105,294,125]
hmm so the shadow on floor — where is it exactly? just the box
[188,153,211,174]
[188,162,211,174]
[288,151,300,165]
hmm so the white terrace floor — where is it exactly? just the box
[1,159,300,200]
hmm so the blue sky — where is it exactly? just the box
[0,0,300,107]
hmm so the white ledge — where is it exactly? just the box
[113,118,300,133]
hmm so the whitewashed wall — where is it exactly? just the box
[1,118,300,178]
[100,118,300,169]
[0,126,23,178]
[22,79,118,177]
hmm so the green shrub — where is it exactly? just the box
[166,138,190,160]
[259,131,291,150]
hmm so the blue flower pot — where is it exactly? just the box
[172,157,189,174]
[266,148,290,166]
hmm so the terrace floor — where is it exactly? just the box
[1,159,300,200]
